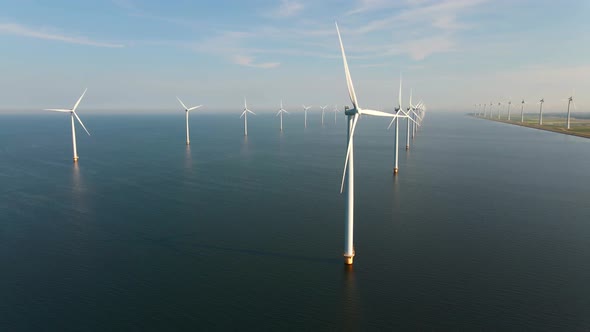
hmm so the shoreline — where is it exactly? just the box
[469,115,590,139]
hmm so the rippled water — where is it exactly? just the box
[1,112,589,330]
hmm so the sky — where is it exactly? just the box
[0,0,588,114]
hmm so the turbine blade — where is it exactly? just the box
[335,22,359,110]
[73,112,91,136]
[360,109,396,117]
[177,97,188,110]
[398,75,402,108]
[340,114,359,193]
[387,116,397,130]
[248,110,256,115]
[240,111,246,118]
[276,110,281,116]
[188,105,203,111]
[44,109,71,112]
[72,88,87,113]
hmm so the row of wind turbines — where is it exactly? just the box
[473,93,578,129]
[44,22,428,266]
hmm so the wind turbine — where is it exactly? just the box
[333,105,339,124]
[276,100,289,131]
[387,80,418,174]
[489,102,493,118]
[538,98,545,125]
[507,100,512,121]
[404,89,417,150]
[302,105,312,128]
[240,98,256,136]
[336,22,398,265]
[177,97,203,145]
[320,105,328,127]
[520,99,525,123]
[564,91,577,130]
[497,102,502,119]
[483,103,487,117]
[44,88,91,162]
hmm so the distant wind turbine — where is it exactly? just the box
[497,102,502,119]
[320,105,328,127]
[483,103,487,117]
[302,104,312,128]
[276,100,289,131]
[333,105,339,124]
[177,97,203,145]
[520,99,525,123]
[507,100,512,121]
[564,91,577,130]
[240,98,256,136]
[336,22,398,265]
[44,89,91,162]
[538,98,545,125]
[387,79,417,175]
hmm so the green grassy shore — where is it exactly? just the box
[471,114,590,139]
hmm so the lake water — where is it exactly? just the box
[1,111,590,330]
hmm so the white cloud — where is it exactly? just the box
[269,0,305,18]
[233,55,280,69]
[0,22,124,48]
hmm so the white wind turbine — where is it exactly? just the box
[538,98,545,125]
[176,97,203,145]
[276,100,289,131]
[333,105,339,124]
[44,88,91,162]
[497,102,502,119]
[302,104,312,128]
[240,98,256,136]
[320,105,328,126]
[564,91,577,130]
[507,99,512,121]
[387,82,417,173]
[483,103,487,117]
[336,22,399,265]
[520,99,526,123]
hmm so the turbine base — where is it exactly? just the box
[186,141,190,145]
[393,167,398,175]
[405,145,409,150]
[73,156,79,162]
[344,255,354,265]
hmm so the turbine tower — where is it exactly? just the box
[497,102,501,119]
[302,105,312,128]
[276,100,289,131]
[336,22,398,265]
[520,99,525,123]
[176,97,203,145]
[333,105,339,124]
[240,98,256,136]
[507,100,512,121]
[483,103,487,117]
[44,89,91,162]
[538,98,544,125]
[320,105,328,126]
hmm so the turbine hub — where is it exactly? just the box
[344,106,357,116]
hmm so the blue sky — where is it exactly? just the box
[0,0,588,113]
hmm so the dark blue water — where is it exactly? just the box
[1,112,590,330]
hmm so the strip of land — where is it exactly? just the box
[470,115,590,139]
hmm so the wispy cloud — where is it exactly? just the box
[232,55,280,69]
[268,0,305,18]
[0,22,124,48]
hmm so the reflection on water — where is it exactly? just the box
[342,265,361,330]
[72,163,81,193]
[241,136,250,155]
[184,145,192,170]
